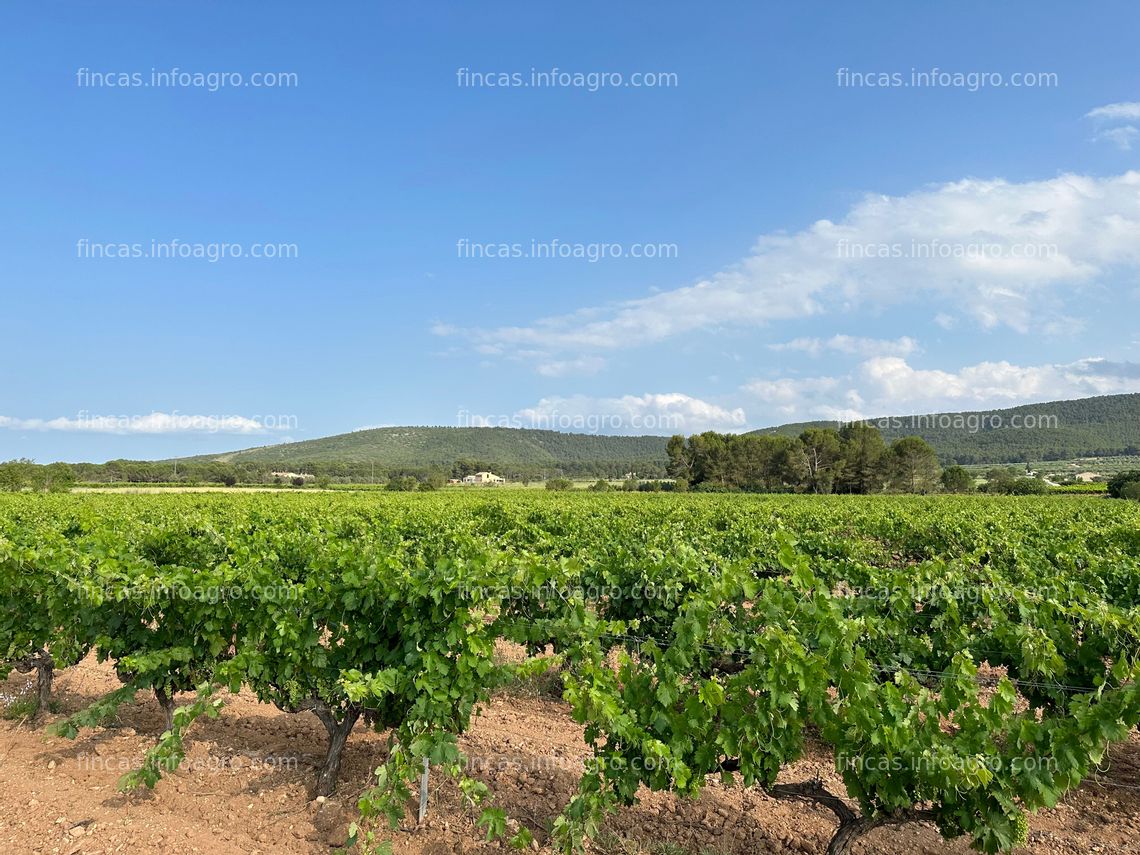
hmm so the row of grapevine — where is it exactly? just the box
[2,492,1139,853]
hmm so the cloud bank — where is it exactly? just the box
[744,356,1140,423]
[0,411,293,435]
[464,392,746,435]
[445,171,1140,361]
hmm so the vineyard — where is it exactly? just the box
[2,492,1140,854]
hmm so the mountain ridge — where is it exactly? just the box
[166,393,1140,473]
[747,392,1140,464]
[172,426,670,476]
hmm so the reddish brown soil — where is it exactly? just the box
[1,657,1138,855]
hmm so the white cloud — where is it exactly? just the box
[534,356,607,377]
[742,357,1140,422]
[468,392,746,435]
[1085,103,1140,150]
[743,376,854,419]
[769,334,918,358]
[447,171,1140,357]
[1085,102,1140,121]
[1095,126,1139,151]
[859,356,1140,409]
[0,411,289,435]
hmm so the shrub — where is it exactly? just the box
[44,463,77,493]
[693,482,741,493]
[1006,477,1049,495]
[545,478,573,491]
[940,465,975,493]
[982,475,1047,495]
[1107,470,1140,499]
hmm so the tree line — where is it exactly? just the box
[0,455,667,488]
[666,425,960,494]
[0,459,77,493]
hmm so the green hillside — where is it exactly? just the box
[151,393,1140,481]
[750,393,1140,465]
[181,426,670,476]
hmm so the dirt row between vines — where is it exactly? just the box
[1,656,1138,855]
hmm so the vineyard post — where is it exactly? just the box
[418,757,429,822]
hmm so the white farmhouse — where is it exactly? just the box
[462,471,505,485]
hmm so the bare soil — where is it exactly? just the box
[1,657,1138,855]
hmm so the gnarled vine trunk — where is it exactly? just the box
[13,648,54,718]
[284,698,362,796]
[154,686,176,733]
[763,778,937,855]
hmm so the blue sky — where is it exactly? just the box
[3,1,1140,462]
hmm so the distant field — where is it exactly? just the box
[71,459,1138,495]
[965,454,1140,479]
[72,485,318,494]
[1039,455,1140,476]
[1048,482,1110,494]
[69,481,599,493]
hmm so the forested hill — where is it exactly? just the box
[180,426,670,476]
[161,393,1140,477]
[750,393,1140,464]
